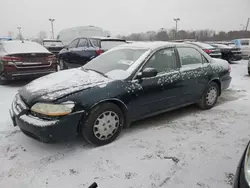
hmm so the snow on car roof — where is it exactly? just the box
[1,40,51,54]
[118,41,187,50]
[43,39,63,42]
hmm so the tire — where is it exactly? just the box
[58,59,67,70]
[197,82,219,110]
[0,77,8,85]
[81,103,124,146]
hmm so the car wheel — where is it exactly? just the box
[0,77,8,85]
[198,82,219,110]
[81,103,124,146]
[59,59,66,70]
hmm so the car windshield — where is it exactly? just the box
[82,48,148,77]
[43,41,63,47]
[100,40,127,50]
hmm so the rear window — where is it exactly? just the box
[43,41,63,47]
[241,40,249,46]
[100,40,127,50]
[2,41,49,54]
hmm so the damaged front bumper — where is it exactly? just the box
[9,95,84,142]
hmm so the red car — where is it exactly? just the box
[0,40,57,84]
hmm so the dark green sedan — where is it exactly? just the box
[10,42,232,146]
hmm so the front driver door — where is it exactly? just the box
[131,47,182,119]
[66,39,79,65]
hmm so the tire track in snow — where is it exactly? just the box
[0,145,79,182]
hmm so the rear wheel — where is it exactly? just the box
[197,82,219,110]
[81,103,124,146]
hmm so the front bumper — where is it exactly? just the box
[9,95,83,142]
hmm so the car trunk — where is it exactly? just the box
[6,53,54,69]
[100,40,127,51]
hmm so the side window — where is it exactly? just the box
[68,39,79,48]
[241,40,249,46]
[78,38,88,47]
[177,47,202,66]
[143,48,178,74]
[90,39,100,47]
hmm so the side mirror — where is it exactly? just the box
[137,67,157,79]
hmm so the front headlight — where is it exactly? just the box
[31,102,75,117]
[244,143,250,185]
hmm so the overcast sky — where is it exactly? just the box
[0,0,249,38]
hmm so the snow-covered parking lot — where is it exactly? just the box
[0,60,250,188]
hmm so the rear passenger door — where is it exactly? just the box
[177,47,212,103]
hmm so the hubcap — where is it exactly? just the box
[206,87,217,105]
[93,111,120,140]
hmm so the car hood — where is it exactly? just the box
[19,68,111,105]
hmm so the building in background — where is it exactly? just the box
[57,26,110,45]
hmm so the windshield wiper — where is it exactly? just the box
[83,68,108,78]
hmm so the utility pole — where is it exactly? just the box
[174,18,180,39]
[49,18,55,39]
[17,27,22,40]
[246,18,250,31]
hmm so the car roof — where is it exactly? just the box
[119,41,194,50]
[43,39,62,42]
[87,36,126,41]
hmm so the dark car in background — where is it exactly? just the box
[0,40,57,84]
[186,41,222,58]
[233,142,250,188]
[10,42,231,146]
[209,43,242,63]
[58,37,126,70]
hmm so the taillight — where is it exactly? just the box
[96,49,104,55]
[1,56,23,62]
[203,49,211,54]
[46,55,56,61]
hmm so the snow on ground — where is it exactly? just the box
[0,61,250,188]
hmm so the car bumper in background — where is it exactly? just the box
[2,69,56,80]
[231,54,243,61]
[210,54,222,59]
[9,94,83,142]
